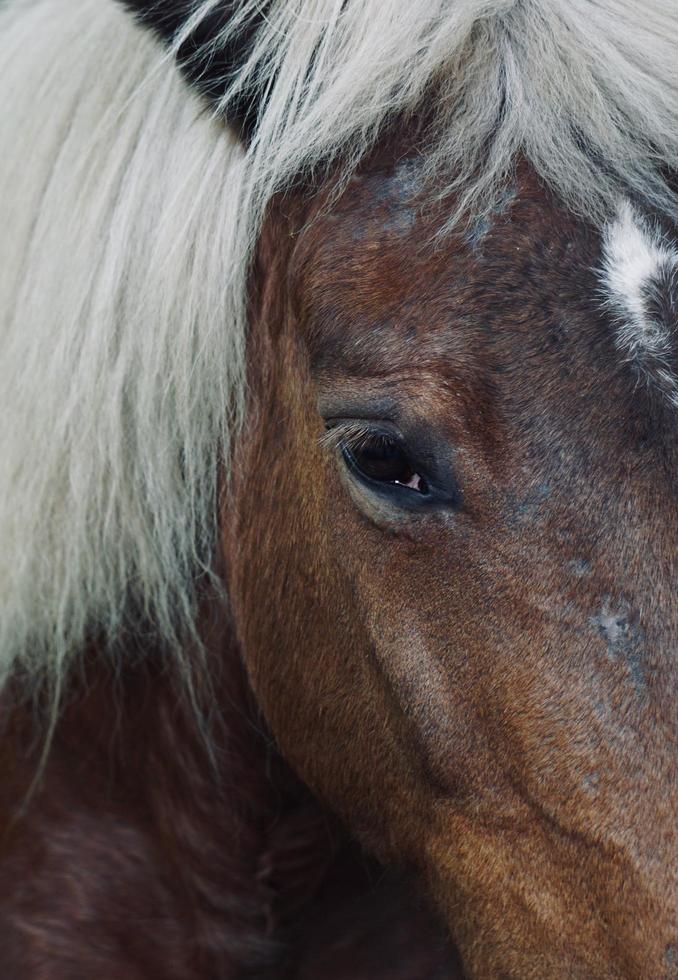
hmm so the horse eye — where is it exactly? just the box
[342,435,429,494]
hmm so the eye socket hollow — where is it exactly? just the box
[341,433,429,494]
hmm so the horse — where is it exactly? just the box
[1,0,677,976]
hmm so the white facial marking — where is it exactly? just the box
[602,201,677,361]
[602,202,678,406]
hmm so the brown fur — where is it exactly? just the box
[224,140,678,977]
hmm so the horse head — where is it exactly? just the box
[223,144,678,976]
[2,1,677,976]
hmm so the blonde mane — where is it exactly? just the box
[1,0,677,694]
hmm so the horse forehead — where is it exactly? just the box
[293,165,601,375]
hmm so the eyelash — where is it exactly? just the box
[320,420,381,454]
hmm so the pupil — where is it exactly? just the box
[344,437,427,493]
[359,442,412,482]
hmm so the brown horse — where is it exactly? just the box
[1,1,677,977]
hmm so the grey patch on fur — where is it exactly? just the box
[512,482,552,520]
[582,771,600,792]
[569,558,591,579]
[382,209,418,235]
[464,184,517,252]
[590,601,648,697]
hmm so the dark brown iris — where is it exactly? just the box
[343,436,428,493]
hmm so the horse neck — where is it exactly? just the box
[0,601,329,974]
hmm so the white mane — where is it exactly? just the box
[1,0,677,695]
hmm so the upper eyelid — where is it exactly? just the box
[320,419,400,452]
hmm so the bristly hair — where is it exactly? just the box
[1,0,677,704]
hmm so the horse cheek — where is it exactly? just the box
[221,332,429,861]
